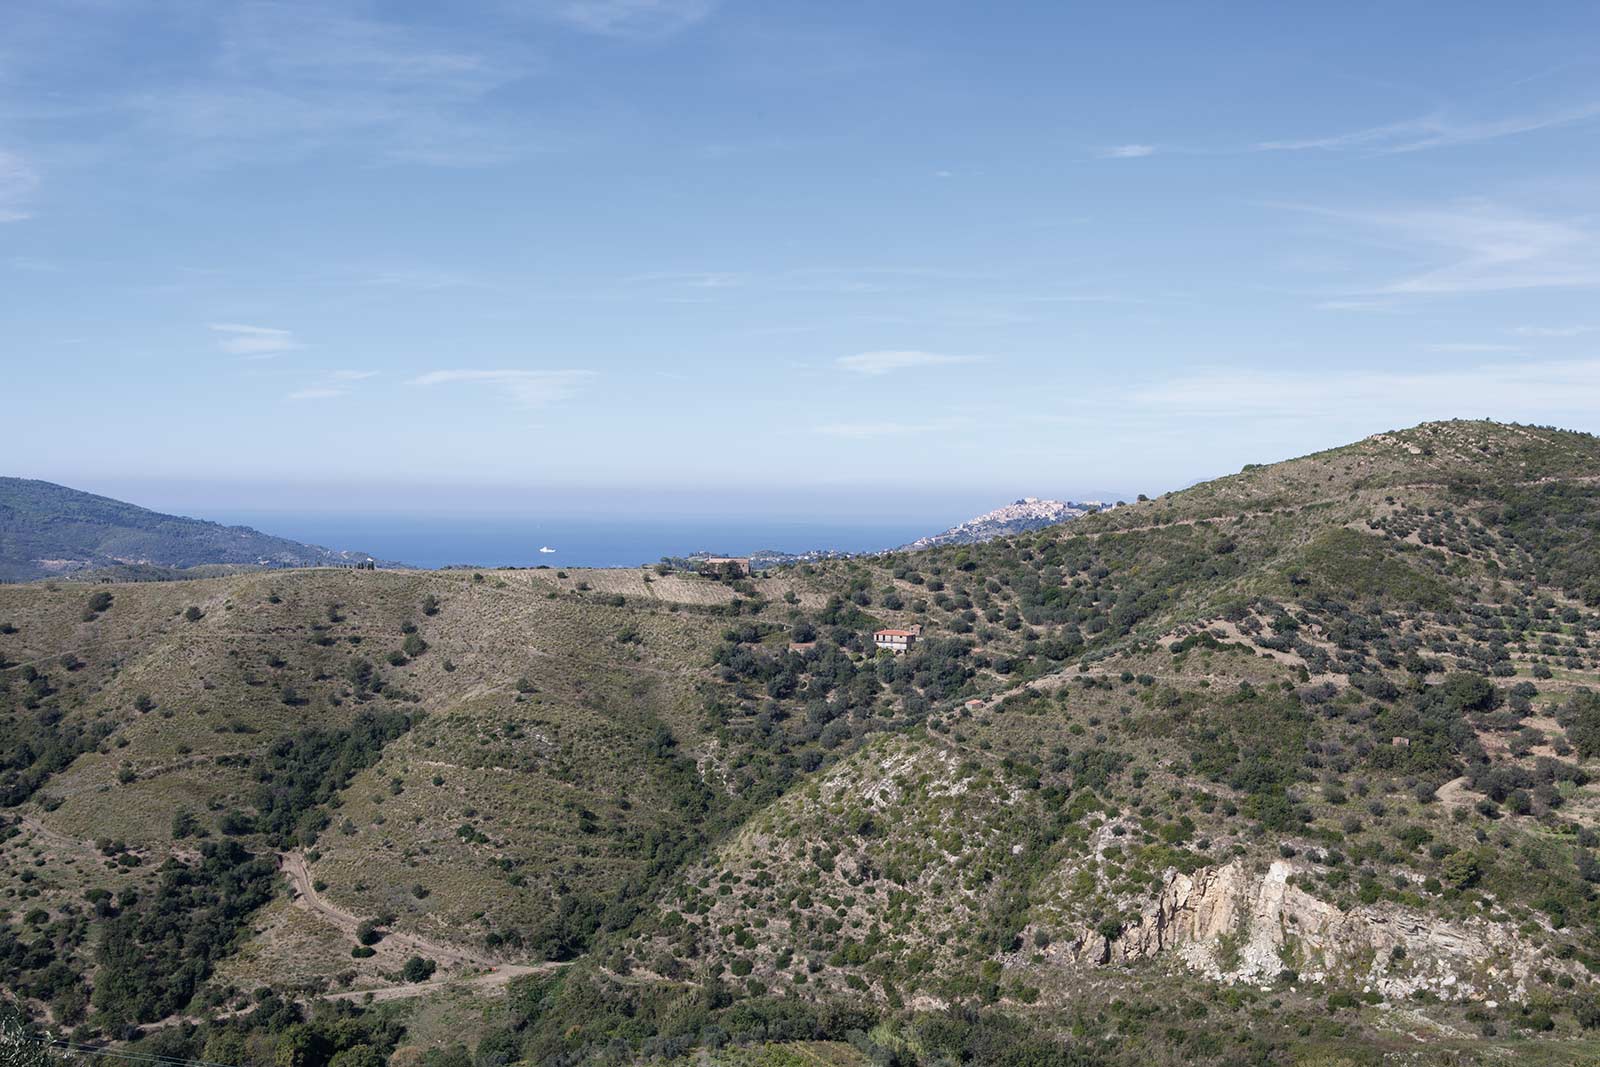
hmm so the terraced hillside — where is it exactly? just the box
[6,420,1600,1067]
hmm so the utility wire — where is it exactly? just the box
[16,1034,235,1067]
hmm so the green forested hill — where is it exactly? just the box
[5,421,1600,1067]
[0,477,382,580]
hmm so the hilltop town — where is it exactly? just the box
[901,497,1110,550]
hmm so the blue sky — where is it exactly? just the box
[6,1,1600,518]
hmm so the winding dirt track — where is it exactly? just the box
[279,851,559,1003]
[319,962,549,1004]
[16,814,93,854]
[281,851,494,968]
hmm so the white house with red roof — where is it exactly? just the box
[873,624,921,653]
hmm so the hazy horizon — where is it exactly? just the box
[8,2,1600,497]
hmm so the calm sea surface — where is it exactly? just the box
[206,511,944,570]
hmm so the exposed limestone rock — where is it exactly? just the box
[1055,859,1564,1002]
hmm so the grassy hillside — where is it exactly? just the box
[5,420,1600,1067]
[0,477,385,580]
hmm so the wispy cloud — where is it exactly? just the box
[1255,100,1600,154]
[9,5,536,170]
[345,267,486,291]
[626,270,745,289]
[815,417,970,439]
[1511,325,1591,338]
[0,151,38,222]
[284,369,379,401]
[1422,342,1520,353]
[1292,201,1600,295]
[836,350,980,376]
[527,0,716,37]
[210,323,302,357]
[1315,299,1402,312]
[1094,144,1155,159]
[1130,358,1600,421]
[405,368,595,407]
[7,255,58,272]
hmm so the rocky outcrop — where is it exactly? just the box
[1056,860,1561,1002]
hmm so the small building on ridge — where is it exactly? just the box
[873,624,921,653]
[698,556,751,578]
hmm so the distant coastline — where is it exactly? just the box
[202,511,943,570]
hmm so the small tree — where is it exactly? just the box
[1441,849,1482,889]
[171,810,198,839]
[400,956,437,983]
[329,1047,385,1067]
[1564,692,1600,759]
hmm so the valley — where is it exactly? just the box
[5,420,1600,1065]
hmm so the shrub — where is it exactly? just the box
[400,956,437,983]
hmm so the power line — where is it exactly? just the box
[16,1034,235,1067]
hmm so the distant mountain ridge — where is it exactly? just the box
[901,496,1107,550]
[0,477,387,581]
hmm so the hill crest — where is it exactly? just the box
[0,477,387,580]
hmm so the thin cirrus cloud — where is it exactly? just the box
[1511,325,1591,338]
[528,0,716,37]
[11,2,533,170]
[1254,100,1600,154]
[285,371,378,401]
[815,417,970,440]
[0,151,39,222]
[1286,201,1600,295]
[404,368,595,408]
[1129,358,1600,421]
[626,270,745,289]
[835,350,980,376]
[210,323,302,357]
[1094,144,1156,159]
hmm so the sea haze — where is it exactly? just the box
[206,511,946,570]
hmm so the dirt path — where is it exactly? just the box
[321,961,558,1005]
[15,814,93,854]
[143,960,559,1030]
[1435,775,1474,812]
[280,851,504,970]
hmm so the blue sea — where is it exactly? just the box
[207,512,944,570]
